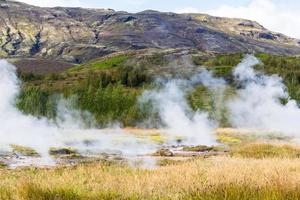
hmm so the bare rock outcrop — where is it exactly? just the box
[0,1,300,63]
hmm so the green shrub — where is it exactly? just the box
[16,87,57,119]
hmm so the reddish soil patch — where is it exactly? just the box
[14,58,74,75]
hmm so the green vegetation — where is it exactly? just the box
[10,145,39,157]
[196,53,300,103]
[17,72,43,82]
[193,53,243,76]
[0,162,7,168]
[69,54,130,72]
[16,52,300,127]
[17,79,150,126]
[188,86,235,127]
[16,87,57,119]
[16,53,154,126]
[256,53,300,103]
[71,74,149,125]
[201,53,243,67]
[217,134,243,144]
[49,147,77,156]
[7,51,300,200]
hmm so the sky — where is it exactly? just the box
[15,0,300,39]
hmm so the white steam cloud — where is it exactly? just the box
[228,55,300,136]
[2,54,300,167]
[143,54,300,139]
[0,60,157,166]
[0,60,61,158]
[140,68,226,146]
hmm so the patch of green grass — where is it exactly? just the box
[193,53,243,68]
[149,135,166,144]
[216,129,258,146]
[212,65,234,76]
[0,161,7,168]
[192,53,241,78]
[231,143,300,159]
[49,147,77,156]
[144,52,167,66]
[69,54,130,72]
[217,134,242,145]
[10,145,39,157]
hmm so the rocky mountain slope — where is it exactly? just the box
[1,0,300,63]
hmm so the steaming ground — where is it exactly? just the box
[141,54,300,141]
[0,60,60,159]
[0,60,159,167]
[0,59,219,167]
[139,69,226,146]
[228,55,300,136]
[1,55,300,167]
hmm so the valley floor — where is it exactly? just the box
[1,156,300,200]
[1,128,300,200]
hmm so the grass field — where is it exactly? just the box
[1,128,300,200]
[1,155,300,200]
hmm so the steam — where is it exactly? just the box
[228,55,300,136]
[56,97,96,129]
[142,54,300,141]
[0,60,157,166]
[140,68,224,146]
[2,53,300,167]
[0,60,61,159]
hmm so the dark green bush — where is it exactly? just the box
[16,87,56,119]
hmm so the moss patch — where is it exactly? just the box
[10,145,39,157]
[49,147,77,156]
[0,161,7,168]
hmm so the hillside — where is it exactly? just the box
[0,0,300,64]
[3,2,300,199]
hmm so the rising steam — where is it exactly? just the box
[2,54,300,167]
[142,54,300,141]
[228,55,300,136]
[0,60,61,158]
[139,68,225,146]
[0,60,157,166]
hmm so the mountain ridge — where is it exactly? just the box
[1,0,300,63]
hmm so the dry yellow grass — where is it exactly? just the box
[231,142,300,159]
[123,127,165,135]
[1,156,300,199]
[1,128,299,199]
